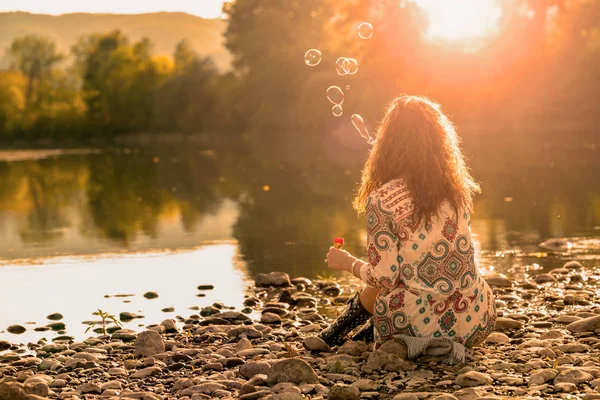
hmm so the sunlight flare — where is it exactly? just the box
[415,0,502,41]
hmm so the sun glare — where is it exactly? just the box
[415,0,502,41]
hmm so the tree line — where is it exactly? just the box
[0,31,240,139]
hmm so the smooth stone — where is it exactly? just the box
[236,337,253,352]
[78,383,101,394]
[227,327,263,340]
[534,274,556,283]
[239,390,272,400]
[7,325,26,334]
[131,366,162,378]
[135,330,165,357]
[119,392,162,400]
[529,369,558,386]
[120,312,143,322]
[181,383,227,396]
[455,371,493,387]
[160,319,178,333]
[495,317,523,330]
[366,337,415,372]
[219,311,251,321]
[351,379,378,391]
[564,261,583,269]
[540,330,564,339]
[143,291,159,299]
[338,341,366,356]
[554,382,577,393]
[111,329,137,342]
[555,343,590,353]
[261,312,282,324]
[0,382,26,400]
[328,384,360,400]
[46,313,64,321]
[266,359,318,385]
[554,368,594,384]
[240,362,271,379]
[237,348,270,357]
[255,272,291,287]
[485,276,513,288]
[568,315,600,333]
[302,336,331,353]
[484,332,510,344]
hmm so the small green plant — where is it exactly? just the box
[333,360,344,373]
[316,271,336,281]
[85,309,122,337]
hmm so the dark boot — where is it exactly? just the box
[351,318,375,343]
[319,291,371,346]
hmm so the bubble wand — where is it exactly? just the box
[334,237,345,249]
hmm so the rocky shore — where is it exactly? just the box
[3,262,600,399]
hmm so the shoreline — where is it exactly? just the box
[2,262,600,399]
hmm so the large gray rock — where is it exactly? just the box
[328,384,360,400]
[255,272,291,287]
[134,330,165,357]
[455,371,493,387]
[366,337,415,372]
[567,315,600,333]
[266,359,318,385]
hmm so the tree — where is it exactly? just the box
[73,31,169,133]
[174,40,198,71]
[7,35,64,109]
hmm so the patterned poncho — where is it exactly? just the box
[358,179,496,352]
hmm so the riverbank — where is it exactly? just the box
[2,262,600,400]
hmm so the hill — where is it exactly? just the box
[0,12,231,70]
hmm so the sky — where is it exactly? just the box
[0,0,228,18]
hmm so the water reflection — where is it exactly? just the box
[0,140,599,341]
[0,244,247,344]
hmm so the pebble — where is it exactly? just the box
[303,336,331,353]
[7,325,26,334]
[134,330,165,357]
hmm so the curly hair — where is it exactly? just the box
[353,95,480,224]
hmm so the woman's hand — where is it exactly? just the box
[325,246,355,272]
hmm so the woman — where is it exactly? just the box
[321,95,496,363]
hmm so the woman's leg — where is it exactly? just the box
[318,286,374,346]
[359,285,380,314]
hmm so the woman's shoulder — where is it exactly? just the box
[368,179,414,221]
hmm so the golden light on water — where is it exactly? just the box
[415,0,502,41]
[0,244,249,343]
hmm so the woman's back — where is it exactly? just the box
[362,179,496,348]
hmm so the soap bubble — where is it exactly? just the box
[346,58,358,75]
[332,105,343,117]
[326,86,344,105]
[345,85,350,90]
[304,49,322,66]
[335,57,351,76]
[358,22,374,39]
[351,114,375,144]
